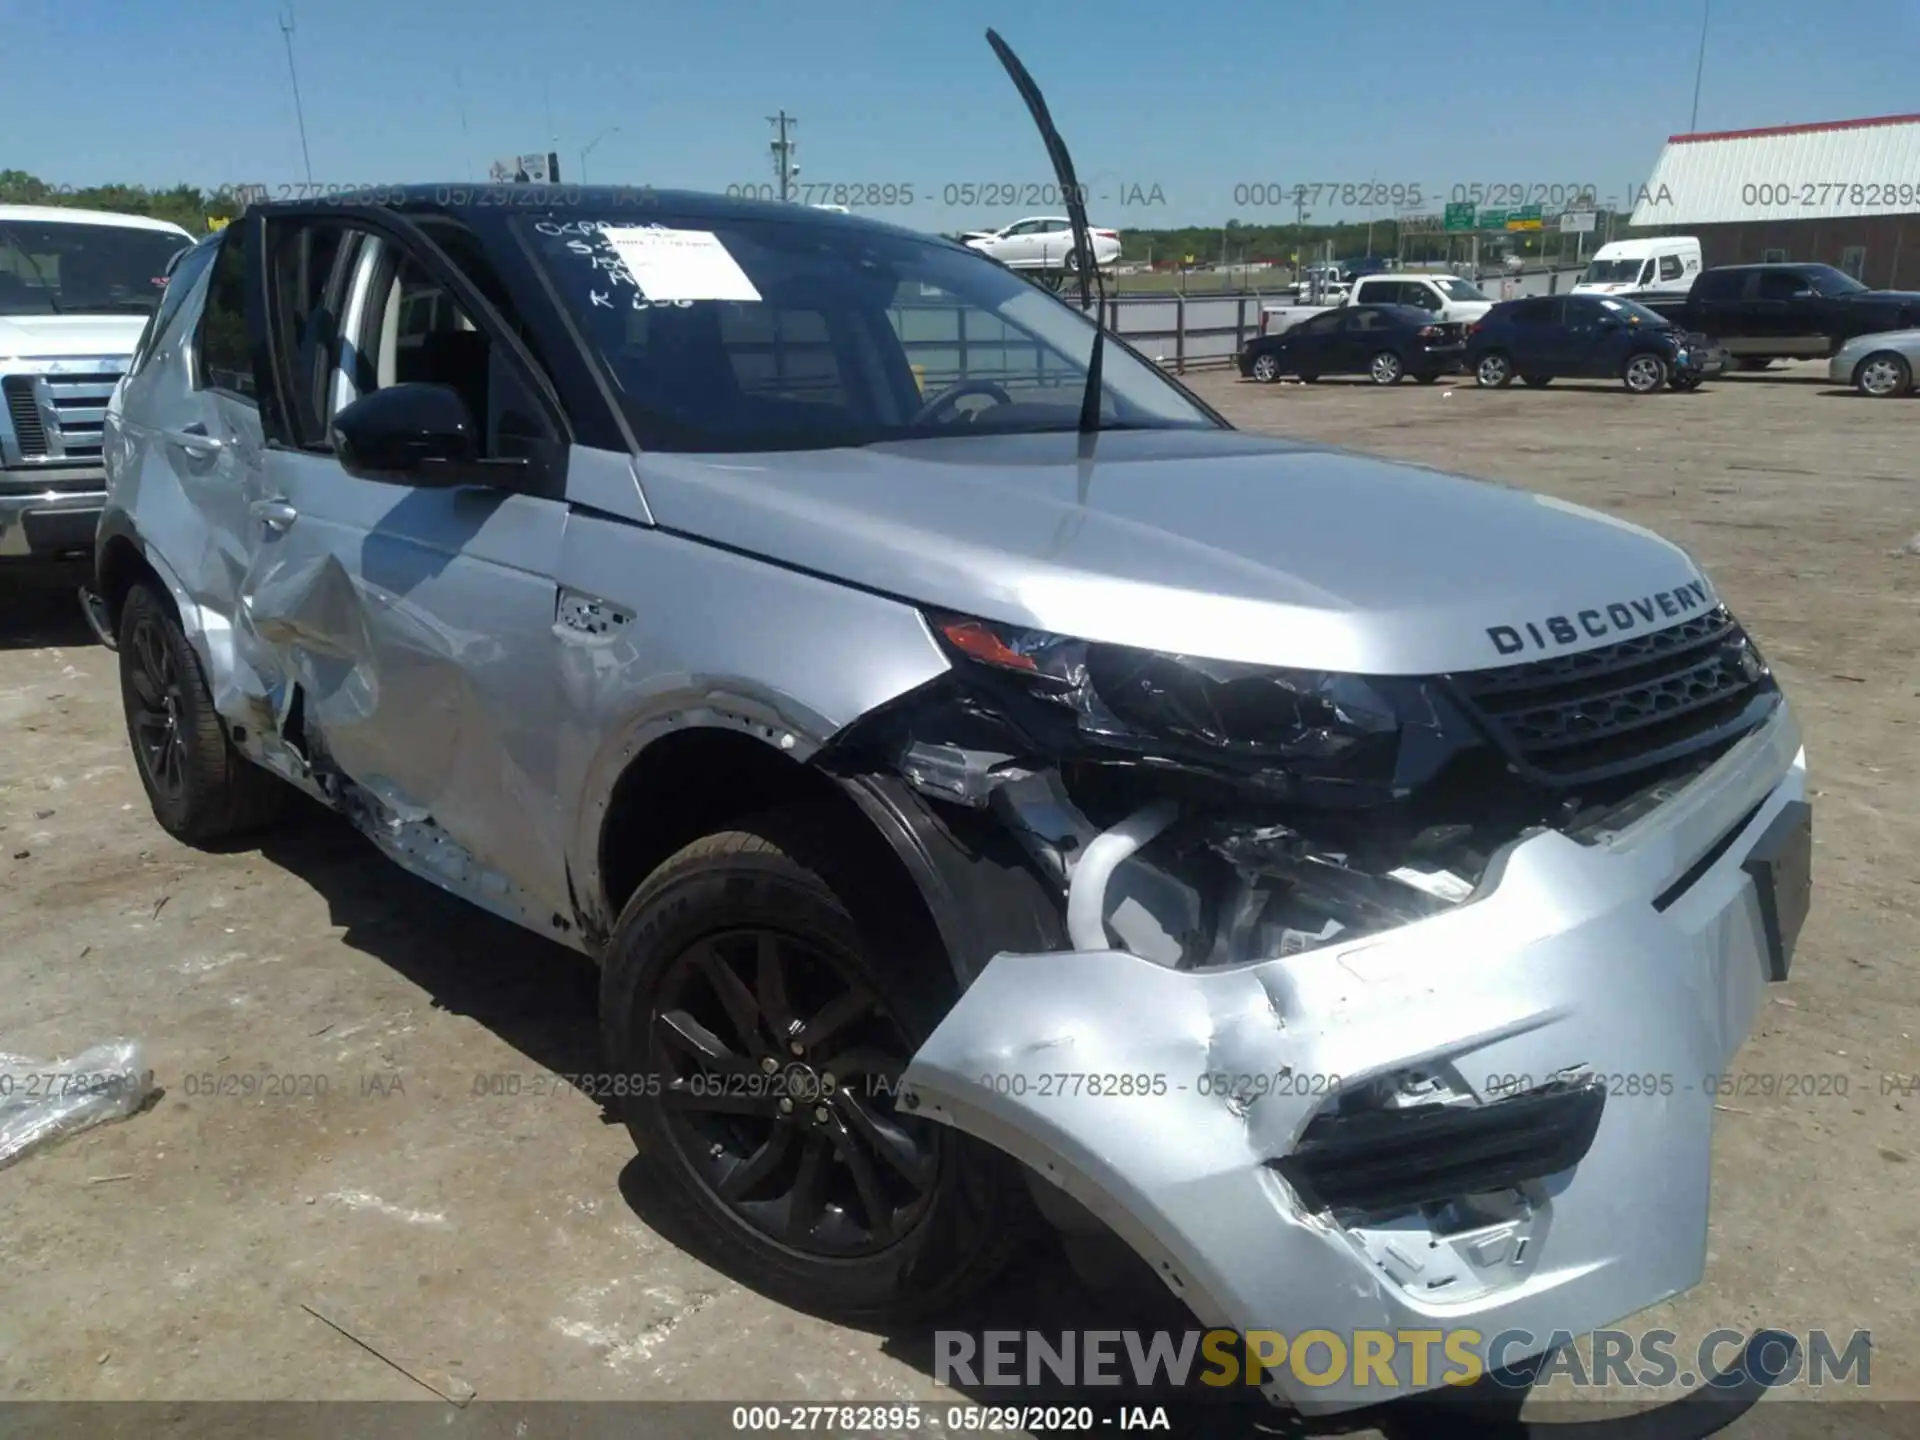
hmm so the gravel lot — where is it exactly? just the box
[1,361,1914,1438]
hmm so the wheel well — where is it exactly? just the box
[97,536,165,635]
[596,727,943,955]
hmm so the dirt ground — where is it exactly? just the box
[1,361,1914,1439]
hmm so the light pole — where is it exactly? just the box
[580,127,620,183]
[768,112,799,201]
[1689,0,1711,131]
[277,8,313,185]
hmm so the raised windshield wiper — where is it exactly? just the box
[984,29,1105,439]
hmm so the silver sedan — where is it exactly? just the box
[1829,328,1920,397]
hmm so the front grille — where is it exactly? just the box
[40,370,120,460]
[1,366,123,464]
[3,376,48,456]
[1451,607,1777,784]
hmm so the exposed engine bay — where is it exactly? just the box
[819,607,1782,971]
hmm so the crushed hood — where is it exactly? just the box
[0,313,148,361]
[635,429,1711,676]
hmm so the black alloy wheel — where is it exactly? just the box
[601,807,1030,1320]
[116,582,285,842]
[650,924,939,1258]
[125,608,189,806]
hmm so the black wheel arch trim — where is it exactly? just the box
[834,772,1067,990]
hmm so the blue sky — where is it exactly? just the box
[5,0,1918,230]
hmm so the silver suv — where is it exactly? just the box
[90,189,1811,1413]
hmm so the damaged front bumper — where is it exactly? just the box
[900,702,1808,1414]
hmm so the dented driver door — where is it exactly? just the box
[236,205,576,929]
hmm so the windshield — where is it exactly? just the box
[1802,264,1867,296]
[1432,276,1489,301]
[0,221,192,317]
[517,213,1218,452]
[1581,258,1644,284]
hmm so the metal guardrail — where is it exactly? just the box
[890,297,1259,382]
[891,265,1598,386]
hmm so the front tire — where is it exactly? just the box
[1249,353,1282,383]
[1368,350,1404,385]
[117,582,286,844]
[600,806,1030,1323]
[1854,351,1911,398]
[1624,352,1669,393]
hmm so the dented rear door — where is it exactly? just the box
[239,207,574,922]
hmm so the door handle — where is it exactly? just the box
[165,423,225,457]
[250,498,299,531]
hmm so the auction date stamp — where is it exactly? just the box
[1483,1071,1862,1101]
[961,1070,1342,1100]
[721,180,1168,209]
[181,1070,330,1099]
[0,1069,152,1100]
[1228,180,1604,210]
[729,1403,1105,1432]
[215,182,661,209]
[471,1070,658,1099]
[1739,181,1920,210]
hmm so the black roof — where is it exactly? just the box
[243,184,946,245]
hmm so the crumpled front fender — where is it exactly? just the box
[902,710,1806,1415]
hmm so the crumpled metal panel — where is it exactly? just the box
[903,712,1805,1415]
[228,445,574,923]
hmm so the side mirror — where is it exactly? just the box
[330,383,525,488]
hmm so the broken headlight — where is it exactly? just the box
[927,612,1448,799]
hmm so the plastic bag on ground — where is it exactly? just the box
[0,1039,155,1170]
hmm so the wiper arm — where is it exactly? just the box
[985,29,1104,438]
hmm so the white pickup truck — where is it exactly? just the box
[1259,271,1497,336]
[1,204,195,571]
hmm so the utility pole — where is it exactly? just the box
[580,126,619,183]
[278,8,314,185]
[454,66,474,181]
[1689,0,1711,131]
[768,111,799,202]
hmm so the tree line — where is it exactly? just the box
[0,171,241,234]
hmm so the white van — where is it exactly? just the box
[1573,236,1702,296]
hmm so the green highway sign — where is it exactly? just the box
[1443,201,1476,232]
[1506,204,1544,231]
[1476,207,1508,230]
